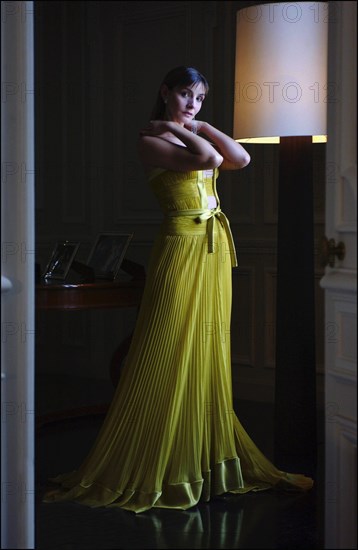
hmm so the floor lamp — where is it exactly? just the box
[233,2,328,475]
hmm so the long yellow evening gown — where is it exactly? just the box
[44,168,313,513]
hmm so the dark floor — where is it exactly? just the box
[35,383,324,549]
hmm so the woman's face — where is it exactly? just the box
[163,82,206,125]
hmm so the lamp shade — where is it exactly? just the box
[234,2,328,142]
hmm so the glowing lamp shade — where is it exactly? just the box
[233,2,328,143]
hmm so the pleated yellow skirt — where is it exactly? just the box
[44,170,313,513]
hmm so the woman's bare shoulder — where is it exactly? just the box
[137,135,191,174]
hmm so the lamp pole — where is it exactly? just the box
[274,136,317,475]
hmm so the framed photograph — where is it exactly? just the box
[87,232,133,280]
[43,241,80,280]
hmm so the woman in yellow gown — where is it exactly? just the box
[44,66,313,513]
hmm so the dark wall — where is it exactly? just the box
[34,1,325,406]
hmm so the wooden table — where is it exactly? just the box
[36,272,145,428]
[36,278,145,311]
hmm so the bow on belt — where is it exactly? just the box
[166,206,238,268]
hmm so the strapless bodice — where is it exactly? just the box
[148,168,219,214]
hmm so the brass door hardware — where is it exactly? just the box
[320,236,345,268]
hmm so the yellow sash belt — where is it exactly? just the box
[166,206,238,268]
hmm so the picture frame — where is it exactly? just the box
[87,232,133,280]
[43,241,80,280]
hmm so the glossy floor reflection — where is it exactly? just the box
[36,399,324,549]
